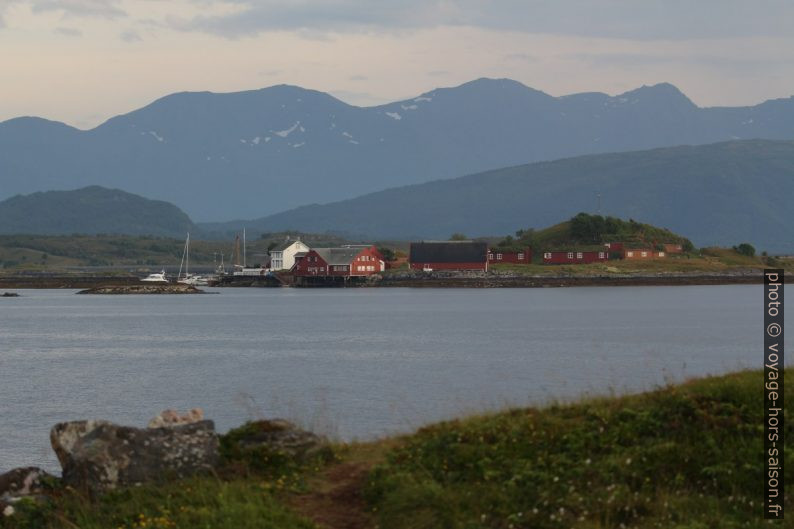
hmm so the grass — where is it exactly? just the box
[2,370,791,529]
[365,370,793,529]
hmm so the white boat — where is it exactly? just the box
[141,270,168,283]
[177,233,211,286]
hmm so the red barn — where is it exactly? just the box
[488,247,532,264]
[292,246,384,277]
[542,250,609,264]
[409,241,488,271]
[663,243,684,254]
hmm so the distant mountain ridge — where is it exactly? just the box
[0,186,195,237]
[204,140,794,254]
[1,78,793,220]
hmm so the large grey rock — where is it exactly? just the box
[50,420,219,493]
[0,467,56,514]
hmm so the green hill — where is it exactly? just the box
[0,186,195,237]
[493,212,694,253]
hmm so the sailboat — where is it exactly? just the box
[177,233,210,286]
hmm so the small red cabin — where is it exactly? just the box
[488,247,531,264]
[542,250,609,264]
[409,241,488,271]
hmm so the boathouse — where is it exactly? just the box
[409,241,488,271]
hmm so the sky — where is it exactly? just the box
[1,0,793,129]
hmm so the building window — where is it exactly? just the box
[496,253,503,260]
[567,252,574,259]
[544,253,552,259]
[488,253,493,259]
[627,251,634,257]
[658,252,665,257]
[517,253,524,260]
[598,252,604,259]
[641,251,648,257]
[576,252,583,259]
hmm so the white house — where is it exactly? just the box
[270,238,311,271]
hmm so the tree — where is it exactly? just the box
[449,233,468,241]
[733,243,756,257]
[377,246,396,261]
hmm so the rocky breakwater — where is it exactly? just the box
[77,283,204,294]
[1,292,20,297]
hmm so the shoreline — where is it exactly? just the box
[0,270,769,290]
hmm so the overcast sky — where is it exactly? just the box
[1,0,793,128]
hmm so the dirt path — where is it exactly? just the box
[290,460,375,529]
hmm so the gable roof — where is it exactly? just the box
[271,239,309,252]
[409,241,488,263]
[312,247,364,266]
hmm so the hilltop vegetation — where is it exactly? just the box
[2,370,790,528]
[494,213,694,253]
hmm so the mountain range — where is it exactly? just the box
[2,78,793,221]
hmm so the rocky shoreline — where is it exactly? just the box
[366,268,766,288]
[0,269,773,290]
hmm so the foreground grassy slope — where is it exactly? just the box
[367,370,793,529]
[2,370,791,529]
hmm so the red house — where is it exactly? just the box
[488,247,532,264]
[542,250,609,264]
[409,241,488,271]
[293,246,385,278]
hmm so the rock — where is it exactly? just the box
[222,419,329,463]
[148,408,204,428]
[51,420,219,493]
[1,292,20,297]
[0,467,57,513]
[77,284,204,295]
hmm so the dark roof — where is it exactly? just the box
[313,247,364,266]
[409,241,488,263]
[271,239,306,252]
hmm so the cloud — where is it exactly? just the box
[30,0,127,19]
[54,26,83,36]
[167,0,794,40]
[120,29,142,42]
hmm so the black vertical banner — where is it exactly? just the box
[764,269,784,520]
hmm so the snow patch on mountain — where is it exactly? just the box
[385,112,401,120]
[273,121,300,138]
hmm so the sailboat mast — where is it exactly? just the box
[243,228,247,268]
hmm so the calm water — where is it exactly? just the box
[0,285,789,473]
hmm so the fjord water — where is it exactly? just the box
[0,285,787,473]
